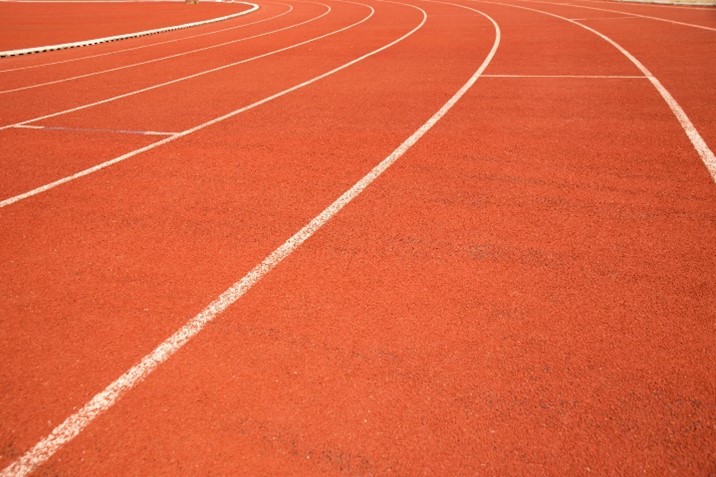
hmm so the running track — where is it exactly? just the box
[1,0,714,474]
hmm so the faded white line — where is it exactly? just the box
[567,15,635,19]
[12,124,179,136]
[0,5,499,476]
[514,0,716,30]
[483,73,646,78]
[0,2,294,75]
[0,2,260,58]
[0,2,331,94]
[0,0,343,130]
[480,0,716,182]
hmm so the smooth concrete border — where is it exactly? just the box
[0,1,260,58]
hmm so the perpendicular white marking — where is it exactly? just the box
[481,0,716,182]
[482,74,646,78]
[0,3,294,75]
[0,2,260,58]
[0,5,499,475]
[0,1,338,130]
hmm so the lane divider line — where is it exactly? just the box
[0,2,327,94]
[0,4,499,475]
[0,2,294,75]
[480,0,716,182]
[0,2,260,58]
[0,0,337,130]
[12,124,179,136]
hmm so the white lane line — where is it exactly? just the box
[0,0,374,208]
[480,0,716,182]
[482,73,646,78]
[0,2,260,58]
[0,5,499,476]
[0,2,324,94]
[12,124,179,136]
[0,2,294,75]
[0,0,340,130]
[513,0,716,30]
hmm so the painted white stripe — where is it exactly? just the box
[481,0,716,182]
[567,15,636,19]
[0,3,294,75]
[0,5,499,476]
[0,2,322,94]
[513,0,716,30]
[482,73,646,78]
[12,124,179,136]
[0,0,342,130]
[0,2,260,58]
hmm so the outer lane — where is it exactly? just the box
[0,0,713,474]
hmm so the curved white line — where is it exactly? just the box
[514,0,716,31]
[479,0,716,182]
[0,0,339,130]
[0,3,499,475]
[0,2,260,58]
[0,2,329,94]
[0,2,295,74]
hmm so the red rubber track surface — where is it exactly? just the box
[0,0,714,475]
[0,1,254,50]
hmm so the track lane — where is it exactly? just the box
[1,0,713,474]
[483,0,716,180]
[0,1,482,472]
[39,1,714,474]
[12,0,714,474]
